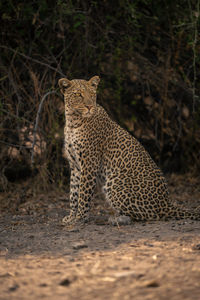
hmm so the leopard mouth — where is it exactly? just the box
[81,106,95,117]
[82,110,94,117]
[68,105,95,118]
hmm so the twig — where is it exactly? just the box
[31,90,61,165]
[0,140,30,149]
[41,40,63,75]
[192,1,199,112]
[0,46,66,77]
[0,107,32,124]
[172,102,182,152]
[188,0,200,112]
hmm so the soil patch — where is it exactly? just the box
[0,174,200,300]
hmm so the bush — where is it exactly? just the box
[0,0,200,190]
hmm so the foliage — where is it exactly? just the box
[0,0,200,190]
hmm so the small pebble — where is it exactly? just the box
[192,244,200,250]
[72,242,88,250]
[8,284,19,292]
[60,278,71,286]
[146,280,160,288]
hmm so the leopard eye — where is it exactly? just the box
[75,93,82,97]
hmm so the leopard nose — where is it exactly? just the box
[85,105,93,111]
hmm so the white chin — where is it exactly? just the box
[83,112,93,118]
[82,110,95,117]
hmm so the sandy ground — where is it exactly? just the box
[0,174,200,300]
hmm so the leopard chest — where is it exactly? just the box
[64,126,83,169]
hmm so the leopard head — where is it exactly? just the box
[58,76,100,117]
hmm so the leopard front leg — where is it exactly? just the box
[62,167,80,225]
[75,167,97,222]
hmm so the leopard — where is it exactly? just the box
[58,75,200,226]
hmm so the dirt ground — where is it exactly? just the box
[0,174,200,300]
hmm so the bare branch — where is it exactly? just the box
[0,107,32,124]
[31,90,61,165]
[0,140,30,149]
[0,46,66,77]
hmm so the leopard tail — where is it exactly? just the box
[166,205,200,221]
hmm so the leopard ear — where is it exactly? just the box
[89,76,100,88]
[58,78,71,94]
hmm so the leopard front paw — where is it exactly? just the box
[62,213,90,227]
[62,215,76,225]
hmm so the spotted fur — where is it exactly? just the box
[58,76,199,225]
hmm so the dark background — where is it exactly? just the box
[0,0,200,191]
